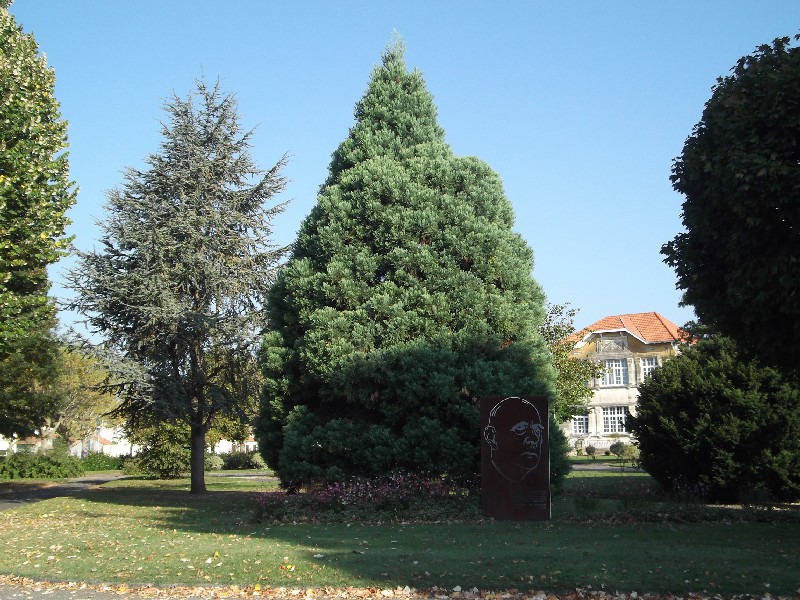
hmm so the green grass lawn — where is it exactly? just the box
[0,471,798,596]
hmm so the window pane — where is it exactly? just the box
[601,359,628,386]
[602,406,628,433]
[642,357,659,380]
[572,416,588,435]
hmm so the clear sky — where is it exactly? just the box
[9,1,800,332]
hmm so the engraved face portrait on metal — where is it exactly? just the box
[483,396,545,482]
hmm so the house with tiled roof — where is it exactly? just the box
[564,312,691,452]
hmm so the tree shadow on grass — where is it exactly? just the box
[0,475,127,509]
[62,481,800,594]
[2,474,797,596]
[77,475,800,531]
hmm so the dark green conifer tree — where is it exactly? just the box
[257,41,555,486]
[68,80,289,494]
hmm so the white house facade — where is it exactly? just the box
[564,312,691,453]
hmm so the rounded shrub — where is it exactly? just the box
[134,445,189,479]
[630,336,800,503]
[81,451,124,471]
[221,450,266,470]
[127,422,190,479]
[205,454,224,471]
[609,441,626,457]
[121,457,143,476]
[276,405,571,493]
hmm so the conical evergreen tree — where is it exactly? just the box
[257,41,554,485]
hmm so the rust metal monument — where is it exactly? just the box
[480,396,551,520]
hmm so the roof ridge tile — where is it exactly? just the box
[577,311,686,344]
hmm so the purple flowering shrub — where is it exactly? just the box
[315,472,455,508]
[253,471,480,523]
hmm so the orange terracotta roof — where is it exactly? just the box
[574,312,690,344]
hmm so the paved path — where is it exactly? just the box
[571,462,643,472]
[0,474,124,513]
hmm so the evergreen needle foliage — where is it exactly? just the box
[68,79,289,494]
[257,40,555,487]
[630,335,800,503]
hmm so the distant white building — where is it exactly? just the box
[211,434,258,455]
[0,435,13,456]
[565,312,692,453]
[71,425,136,457]
[2,427,256,458]
[0,426,134,457]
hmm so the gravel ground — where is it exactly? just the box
[0,581,201,599]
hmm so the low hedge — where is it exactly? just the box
[0,449,84,479]
[219,450,266,470]
[81,451,125,471]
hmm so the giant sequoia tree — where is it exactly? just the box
[257,42,554,486]
[663,35,800,373]
[68,80,288,494]
[0,4,76,437]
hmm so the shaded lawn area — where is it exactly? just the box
[0,473,798,596]
[0,479,62,498]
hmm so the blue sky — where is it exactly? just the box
[10,1,800,331]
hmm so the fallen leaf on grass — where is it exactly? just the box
[2,573,799,600]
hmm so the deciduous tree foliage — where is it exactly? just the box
[204,347,264,446]
[541,303,604,423]
[663,34,800,373]
[629,336,800,503]
[0,4,75,436]
[257,42,555,486]
[0,326,61,438]
[51,346,120,449]
[68,80,288,494]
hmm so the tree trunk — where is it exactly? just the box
[190,424,207,494]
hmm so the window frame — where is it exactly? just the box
[602,406,628,434]
[572,415,589,435]
[641,356,659,381]
[600,358,629,387]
